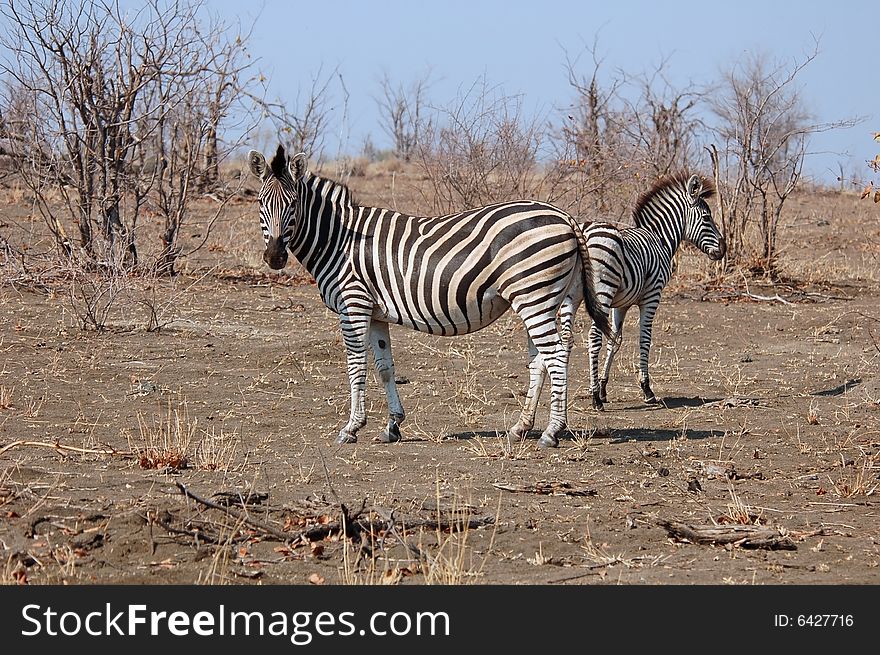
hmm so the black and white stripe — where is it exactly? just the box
[247,145,610,448]
[559,174,725,410]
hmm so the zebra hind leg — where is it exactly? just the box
[369,322,405,443]
[535,341,569,449]
[508,338,544,441]
[596,308,626,409]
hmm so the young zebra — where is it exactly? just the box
[247,145,611,448]
[556,173,725,412]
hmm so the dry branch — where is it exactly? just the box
[659,520,797,550]
[176,483,291,542]
[0,440,133,459]
[492,481,597,497]
[174,483,494,551]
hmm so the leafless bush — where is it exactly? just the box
[554,41,631,217]
[618,57,706,177]
[257,65,339,166]
[375,70,432,162]
[64,259,134,331]
[553,41,705,221]
[860,132,880,202]
[0,0,258,275]
[709,42,858,274]
[414,77,548,213]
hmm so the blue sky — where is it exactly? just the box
[206,0,876,185]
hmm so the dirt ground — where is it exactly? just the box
[0,174,878,586]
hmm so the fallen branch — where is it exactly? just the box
[492,481,597,497]
[0,440,133,459]
[658,520,797,550]
[176,483,292,542]
[744,291,794,305]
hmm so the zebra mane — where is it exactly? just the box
[270,144,287,179]
[267,144,356,207]
[633,173,716,226]
[307,172,357,208]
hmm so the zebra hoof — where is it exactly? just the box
[336,431,357,445]
[537,434,559,449]
[380,420,402,443]
[591,394,605,412]
[644,395,658,405]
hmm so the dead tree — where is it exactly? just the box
[0,0,260,274]
[709,41,858,273]
[375,70,431,161]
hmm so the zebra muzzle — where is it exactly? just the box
[263,237,288,269]
[708,236,726,261]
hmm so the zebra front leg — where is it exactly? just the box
[369,321,404,443]
[336,311,371,445]
[638,302,659,404]
[508,338,544,440]
[598,307,626,407]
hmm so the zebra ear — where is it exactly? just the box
[686,175,702,205]
[289,152,308,182]
[247,150,268,180]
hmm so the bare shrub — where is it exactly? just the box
[860,131,880,202]
[64,260,134,331]
[551,41,709,228]
[708,41,859,274]
[0,0,258,274]
[375,70,432,162]
[414,77,548,213]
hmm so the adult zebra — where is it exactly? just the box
[554,173,725,413]
[247,145,611,448]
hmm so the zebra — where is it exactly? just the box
[554,173,725,412]
[246,144,611,448]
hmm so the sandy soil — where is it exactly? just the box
[0,178,878,586]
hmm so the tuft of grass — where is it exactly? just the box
[0,385,13,410]
[128,402,197,471]
[718,483,764,525]
[463,432,530,460]
[193,427,241,472]
[829,449,879,498]
[196,516,247,586]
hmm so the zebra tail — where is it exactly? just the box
[569,219,612,339]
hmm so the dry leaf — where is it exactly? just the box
[308,572,325,585]
[874,190,880,203]
[861,184,872,199]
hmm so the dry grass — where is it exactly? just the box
[193,427,242,472]
[0,385,12,410]
[127,401,198,471]
[829,449,879,499]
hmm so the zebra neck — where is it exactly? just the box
[288,174,355,275]
[634,200,685,258]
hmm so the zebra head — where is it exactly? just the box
[247,144,308,270]
[682,174,725,261]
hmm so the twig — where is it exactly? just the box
[744,291,794,305]
[175,482,291,542]
[0,439,133,459]
[492,481,597,497]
